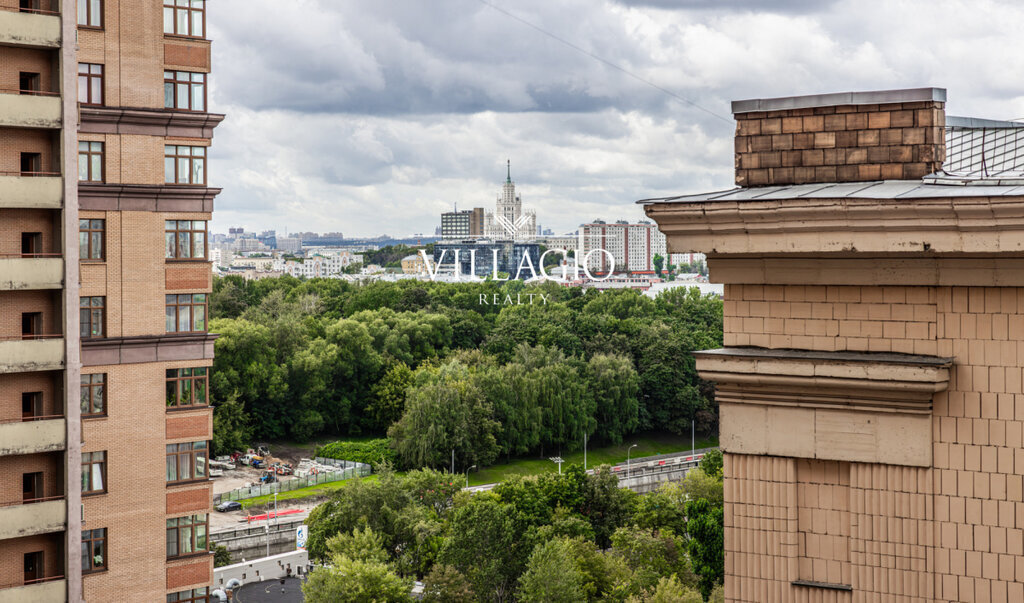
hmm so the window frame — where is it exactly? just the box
[165,442,209,484]
[81,451,107,496]
[78,141,104,183]
[166,368,209,408]
[80,296,105,339]
[164,145,207,185]
[163,70,207,112]
[82,528,107,574]
[166,514,209,559]
[166,587,210,603]
[78,63,104,106]
[165,294,207,334]
[81,373,107,418]
[163,0,205,39]
[164,220,208,260]
[79,218,105,261]
[77,0,103,29]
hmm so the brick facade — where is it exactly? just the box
[734,102,945,187]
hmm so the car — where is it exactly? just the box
[216,501,242,512]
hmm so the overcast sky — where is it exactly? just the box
[207,0,1024,238]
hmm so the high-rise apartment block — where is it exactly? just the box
[578,220,667,274]
[646,88,1024,601]
[440,207,484,239]
[0,1,221,600]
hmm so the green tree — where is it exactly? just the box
[610,526,694,592]
[438,495,523,602]
[685,498,724,600]
[366,360,414,432]
[302,555,411,603]
[211,391,251,456]
[327,527,389,563]
[587,353,639,445]
[517,538,586,603]
[652,254,664,276]
[211,544,232,568]
[421,564,475,603]
[699,449,723,478]
[626,575,704,603]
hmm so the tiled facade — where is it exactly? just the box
[0,0,222,600]
[645,88,1024,602]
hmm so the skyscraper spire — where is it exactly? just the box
[506,159,511,184]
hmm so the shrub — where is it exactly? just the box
[316,438,397,470]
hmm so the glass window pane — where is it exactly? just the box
[80,232,89,259]
[78,76,89,103]
[91,309,103,337]
[196,524,206,549]
[91,232,102,259]
[177,83,189,108]
[165,157,175,183]
[81,385,90,414]
[79,154,88,180]
[164,82,174,108]
[181,526,193,554]
[78,0,86,24]
[181,379,191,405]
[179,305,190,332]
[92,385,104,413]
[193,232,205,258]
[91,155,102,181]
[167,529,178,557]
[192,83,204,112]
[179,453,190,480]
[196,380,206,404]
[191,11,203,37]
[91,461,103,491]
[178,232,191,258]
[165,232,175,258]
[195,449,206,476]
[193,305,205,331]
[193,294,206,303]
[80,309,90,337]
[166,453,177,481]
[81,542,90,570]
[177,8,188,35]
[163,6,174,33]
[166,306,176,332]
[91,78,102,104]
[167,380,177,406]
[193,158,204,184]
[91,219,103,229]
[89,0,100,26]
[178,157,189,183]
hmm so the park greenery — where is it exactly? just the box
[209,276,722,471]
[303,451,725,602]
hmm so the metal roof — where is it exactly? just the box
[731,88,946,114]
[941,115,1024,180]
[638,180,1024,205]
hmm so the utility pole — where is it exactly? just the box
[627,444,637,478]
[583,433,588,471]
[692,420,695,460]
[451,449,454,475]
[465,465,477,488]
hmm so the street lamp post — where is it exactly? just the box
[626,444,638,478]
[583,433,588,471]
[465,465,477,488]
[549,456,564,474]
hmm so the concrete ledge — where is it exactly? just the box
[0,338,64,373]
[0,257,63,290]
[0,10,60,48]
[82,333,217,366]
[0,417,65,456]
[0,176,62,208]
[0,92,60,128]
[0,498,66,540]
[0,578,66,602]
[732,87,946,114]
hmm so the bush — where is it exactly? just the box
[316,438,397,470]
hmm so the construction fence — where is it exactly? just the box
[215,458,371,503]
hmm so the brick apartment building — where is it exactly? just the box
[0,0,221,601]
[644,88,1024,602]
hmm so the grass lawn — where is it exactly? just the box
[239,474,380,509]
[468,431,718,486]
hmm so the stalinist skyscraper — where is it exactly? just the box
[485,160,536,240]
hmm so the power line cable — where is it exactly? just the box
[475,0,733,126]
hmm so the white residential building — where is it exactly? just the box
[577,221,667,274]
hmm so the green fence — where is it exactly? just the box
[215,460,371,503]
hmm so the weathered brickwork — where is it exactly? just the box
[734,102,945,186]
[0,128,57,173]
[0,370,61,422]
[0,533,63,589]
[166,483,213,516]
[0,208,59,256]
[0,46,56,93]
[0,289,61,336]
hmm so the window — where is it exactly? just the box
[164,71,206,111]
[166,514,208,558]
[21,392,42,419]
[19,72,40,94]
[21,312,41,338]
[21,232,42,256]
[20,152,41,175]
[82,529,107,573]
[166,368,208,407]
[165,220,207,259]
[77,0,102,27]
[81,373,106,417]
[165,294,206,333]
[166,442,208,483]
[79,219,105,260]
[164,146,206,185]
[78,142,103,182]
[78,64,103,105]
[80,296,105,339]
[81,451,106,495]
[163,0,204,38]
[167,588,209,603]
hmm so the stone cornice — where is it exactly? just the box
[78,182,220,213]
[82,333,218,367]
[645,194,1024,256]
[79,106,225,139]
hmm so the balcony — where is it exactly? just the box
[0,91,60,129]
[0,256,62,291]
[0,578,66,602]
[0,175,62,209]
[0,6,60,49]
[0,496,65,540]
[0,337,63,374]
[0,416,65,456]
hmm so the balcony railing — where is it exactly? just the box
[0,575,65,591]
[0,494,64,508]
[0,171,60,177]
[0,1,59,16]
